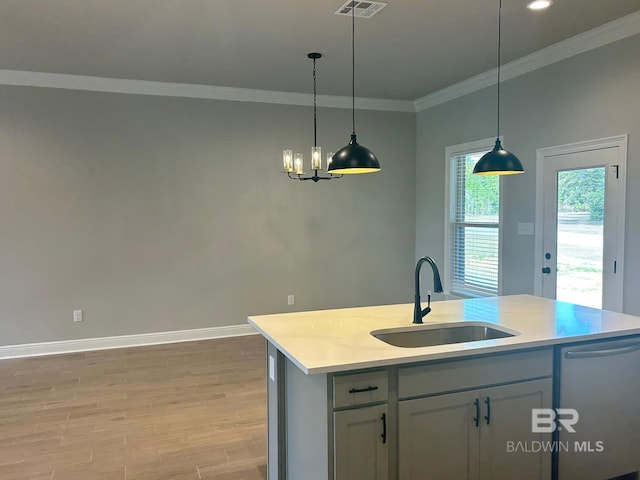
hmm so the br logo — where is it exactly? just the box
[532,408,579,433]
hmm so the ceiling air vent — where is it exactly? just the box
[335,1,387,18]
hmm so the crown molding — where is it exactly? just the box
[0,69,415,113]
[0,324,257,359]
[1,9,639,114]
[414,9,640,112]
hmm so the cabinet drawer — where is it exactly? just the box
[333,370,388,408]
[398,348,552,399]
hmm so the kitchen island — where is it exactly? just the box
[248,294,640,480]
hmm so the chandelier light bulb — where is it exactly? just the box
[294,153,304,175]
[283,150,293,172]
[312,146,322,170]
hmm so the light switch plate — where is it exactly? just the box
[517,222,535,235]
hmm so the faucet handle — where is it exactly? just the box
[420,293,432,317]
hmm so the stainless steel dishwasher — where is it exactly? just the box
[558,336,640,480]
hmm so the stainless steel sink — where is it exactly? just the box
[371,322,519,348]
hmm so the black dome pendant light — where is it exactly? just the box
[328,2,381,175]
[473,0,524,176]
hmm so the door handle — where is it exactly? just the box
[542,267,551,274]
[348,385,378,394]
[473,398,480,427]
[484,397,491,425]
[564,342,640,359]
[380,413,387,444]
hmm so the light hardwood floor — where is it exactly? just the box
[0,335,267,480]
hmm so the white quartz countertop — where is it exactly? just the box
[247,295,640,375]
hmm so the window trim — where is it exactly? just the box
[444,137,504,297]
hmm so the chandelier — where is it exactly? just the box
[282,53,342,182]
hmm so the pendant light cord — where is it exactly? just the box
[352,3,356,136]
[496,0,502,140]
[313,56,318,146]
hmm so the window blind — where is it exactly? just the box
[450,153,499,296]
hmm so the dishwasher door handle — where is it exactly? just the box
[564,342,640,359]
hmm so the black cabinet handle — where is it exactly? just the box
[348,385,379,394]
[473,398,480,427]
[484,397,491,425]
[381,413,387,444]
[542,267,551,274]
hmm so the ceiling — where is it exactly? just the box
[1,0,639,100]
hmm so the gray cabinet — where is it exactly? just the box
[399,390,479,480]
[398,350,553,480]
[333,370,389,480]
[399,380,551,480]
[479,380,552,480]
[334,404,389,480]
[271,346,553,480]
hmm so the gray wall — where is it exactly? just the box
[5,30,636,347]
[416,33,640,313]
[0,86,416,346]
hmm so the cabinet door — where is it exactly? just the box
[399,391,480,480]
[334,403,388,480]
[479,379,552,480]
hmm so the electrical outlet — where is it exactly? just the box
[269,355,275,381]
[287,295,295,306]
[73,309,83,322]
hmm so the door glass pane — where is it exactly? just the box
[556,167,605,308]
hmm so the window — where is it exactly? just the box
[445,139,501,297]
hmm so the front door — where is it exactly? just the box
[535,137,626,311]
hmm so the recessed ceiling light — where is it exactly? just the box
[526,0,553,10]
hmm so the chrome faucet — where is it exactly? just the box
[414,256,444,324]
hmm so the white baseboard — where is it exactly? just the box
[0,324,258,360]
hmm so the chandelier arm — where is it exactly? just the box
[295,171,336,181]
